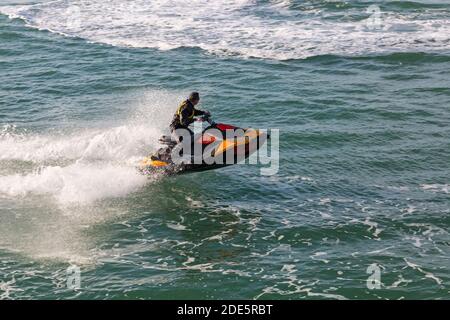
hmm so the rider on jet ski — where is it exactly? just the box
[141,92,268,173]
[170,92,210,143]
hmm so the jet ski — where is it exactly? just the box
[138,115,269,175]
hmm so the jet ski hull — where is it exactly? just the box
[138,121,268,175]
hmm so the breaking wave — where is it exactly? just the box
[1,0,449,60]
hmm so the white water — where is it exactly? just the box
[0,162,148,204]
[0,125,158,163]
[0,90,179,205]
[1,0,450,60]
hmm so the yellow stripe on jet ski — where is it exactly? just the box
[150,160,169,167]
[139,157,168,168]
[215,129,262,156]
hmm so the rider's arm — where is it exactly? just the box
[193,108,205,116]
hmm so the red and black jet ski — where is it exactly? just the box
[138,115,269,175]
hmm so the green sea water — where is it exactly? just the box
[0,0,449,299]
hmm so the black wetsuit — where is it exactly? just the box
[170,99,205,141]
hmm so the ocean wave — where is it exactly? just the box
[1,0,449,60]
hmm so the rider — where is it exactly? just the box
[170,92,210,142]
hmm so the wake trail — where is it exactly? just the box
[0,90,179,205]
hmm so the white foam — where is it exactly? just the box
[404,258,443,286]
[0,277,20,300]
[421,183,449,194]
[0,124,156,204]
[0,163,148,204]
[1,0,449,60]
[0,125,158,163]
[362,217,383,238]
[0,89,181,204]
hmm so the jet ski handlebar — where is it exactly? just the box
[199,114,216,126]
